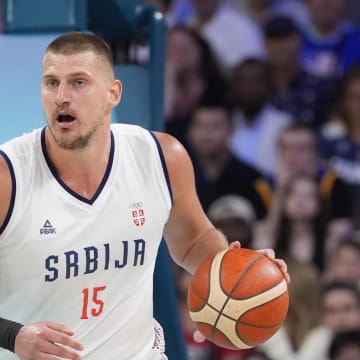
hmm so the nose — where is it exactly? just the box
[55,83,71,106]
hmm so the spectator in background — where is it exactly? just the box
[320,282,360,334]
[207,195,256,248]
[324,240,360,289]
[164,26,230,146]
[229,57,292,177]
[233,0,310,28]
[188,0,266,70]
[302,281,360,360]
[274,174,329,271]
[329,328,360,360]
[261,281,360,360]
[300,0,360,77]
[186,102,272,219]
[256,124,353,254]
[259,258,321,360]
[319,64,360,228]
[264,15,338,128]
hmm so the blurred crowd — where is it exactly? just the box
[148,1,360,359]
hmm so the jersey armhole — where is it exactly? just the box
[0,150,16,235]
[148,131,174,206]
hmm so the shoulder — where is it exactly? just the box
[152,132,195,199]
[152,132,191,168]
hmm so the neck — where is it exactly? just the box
[45,127,112,199]
[272,64,299,92]
[291,220,313,233]
[197,150,230,181]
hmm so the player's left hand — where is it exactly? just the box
[229,241,290,284]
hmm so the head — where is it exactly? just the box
[321,281,360,332]
[329,240,360,286]
[329,329,360,360]
[207,195,256,246]
[283,175,321,221]
[167,26,203,70]
[166,26,230,118]
[337,64,360,133]
[42,32,122,150]
[230,58,271,118]
[276,173,327,270]
[264,16,302,70]
[277,124,318,177]
[187,104,233,159]
[306,0,349,33]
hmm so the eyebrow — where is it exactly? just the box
[42,71,91,79]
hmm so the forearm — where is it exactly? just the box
[180,228,228,275]
[0,317,23,352]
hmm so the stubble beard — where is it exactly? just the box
[49,118,104,150]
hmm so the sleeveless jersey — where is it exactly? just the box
[0,124,172,359]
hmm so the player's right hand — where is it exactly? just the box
[14,321,83,360]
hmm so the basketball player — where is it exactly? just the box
[0,32,289,360]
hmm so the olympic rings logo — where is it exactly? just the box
[129,202,143,209]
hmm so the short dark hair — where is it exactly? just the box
[264,15,300,39]
[46,32,114,76]
[321,281,360,305]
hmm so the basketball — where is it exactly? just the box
[187,248,289,350]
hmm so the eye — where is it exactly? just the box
[74,79,86,87]
[46,79,58,88]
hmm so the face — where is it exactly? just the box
[167,30,202,69]
[231,63,270,111]
[278,130,317,176]
[266,34,301,69]
[187,107,232,158]
[307,0,348,29]
[322,289,360,332]
[334,345,360,360]
[285,177,320,220]
[42,50,121,150]
[330,245,360,284]
[343,79,360,129]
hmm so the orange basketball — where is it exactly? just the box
[187,248,289,350]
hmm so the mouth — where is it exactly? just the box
[56,114,76,123]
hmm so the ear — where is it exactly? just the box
[108,79,122,108]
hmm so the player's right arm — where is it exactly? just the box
[0,155,83,359]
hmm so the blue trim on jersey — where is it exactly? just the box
[0,150,16,235]
[41,127,115,205]
[149,131,174,205]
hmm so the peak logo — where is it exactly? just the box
[40,220,56,235]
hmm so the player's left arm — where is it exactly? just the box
[155,132,289,282]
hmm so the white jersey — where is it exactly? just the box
[0,124,172,359]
